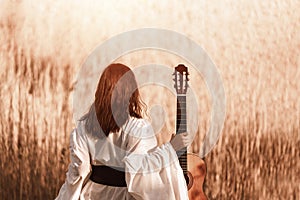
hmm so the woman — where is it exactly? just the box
[55,63,190,200]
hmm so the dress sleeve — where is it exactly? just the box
[55,129,91,200]
[123,120,189,200]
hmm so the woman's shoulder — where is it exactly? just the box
[126,117,149,128]
[122,117,154,138]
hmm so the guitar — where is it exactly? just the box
[173,64,207,200]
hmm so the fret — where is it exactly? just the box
[176,126,187,129]
[176,121,186,125]
[177,126,187,129]
[177,149,187,154]
[176,123,187,125]
[177,115,186,118]
[176,128,187,133]
[176,122,187,125]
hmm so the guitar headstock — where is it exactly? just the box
[173,64,189,94]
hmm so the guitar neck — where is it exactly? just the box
[176,95,187,174]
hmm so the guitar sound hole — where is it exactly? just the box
[184,171,194,190]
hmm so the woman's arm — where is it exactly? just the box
[123,120,189,200]
[55,129,91,200]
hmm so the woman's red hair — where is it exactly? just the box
[84,63,145,136]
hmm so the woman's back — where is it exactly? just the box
[55,63,189,200]
[77,116,157,199]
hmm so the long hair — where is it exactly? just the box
[84,63,145,137]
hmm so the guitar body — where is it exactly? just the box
[173,64,207,200]
[187,153,207,200]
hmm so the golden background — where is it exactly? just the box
[0,0,299,199]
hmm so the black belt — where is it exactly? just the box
[90,165,127,187]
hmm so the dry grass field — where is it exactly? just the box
[0,0,299,199]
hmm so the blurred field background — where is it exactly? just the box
[0,0,299,199]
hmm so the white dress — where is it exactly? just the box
[55,116,188,200]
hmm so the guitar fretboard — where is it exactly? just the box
[176,95,187,175]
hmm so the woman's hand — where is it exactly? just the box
[170,132,191,151]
